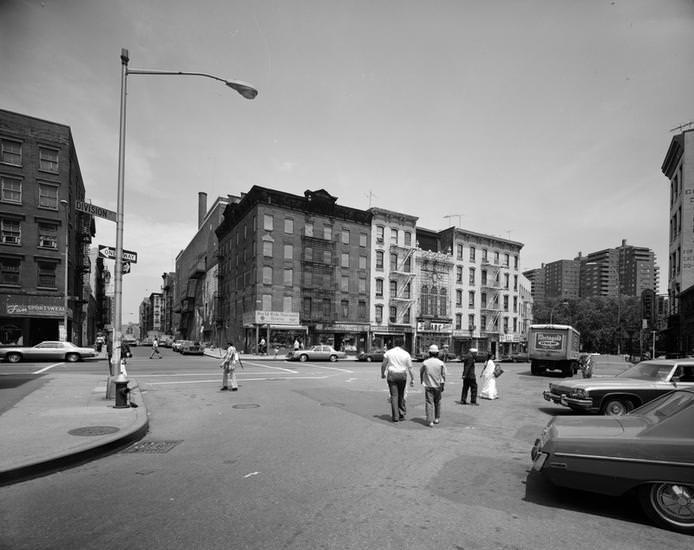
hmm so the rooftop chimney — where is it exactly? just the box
[198,192,207,229]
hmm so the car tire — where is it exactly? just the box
[638,483,694,534]
[65,353,79,363]
[601,398,632,416]
[329,355,337,362]
[299,354,308,362]
[6,352,21,363]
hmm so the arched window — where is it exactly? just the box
[429,286,438,317]
[439,288,447,317]
[421,285,429,316]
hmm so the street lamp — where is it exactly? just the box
[60,199,69,342]
[109,48,257,395]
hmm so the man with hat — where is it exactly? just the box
[461,347,479,405]
[420,344,447,427]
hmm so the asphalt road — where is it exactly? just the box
[1,350,691,549]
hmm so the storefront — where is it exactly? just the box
[242,310,307,355]
[0,294,69,345]
[368,327,413,354]
[414,319,452,357]
[314,323,370,354]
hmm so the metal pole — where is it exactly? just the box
[61,200,69,341]
[108,48,128,398]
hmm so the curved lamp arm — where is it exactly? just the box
[127,69,258,99]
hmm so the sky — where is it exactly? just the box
[2,0,693,320]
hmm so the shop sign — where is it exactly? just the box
[243,310,300,326]
[2,295,66,318]
[333,324,368,332]
[417,321,452,333]
[501,334,519,343]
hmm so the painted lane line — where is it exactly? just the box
[309,365,355,374]
[243,472,260,479]
[33,363,64,374]
[145,375,330,386]
[136,371,281,378]
[242,361,298,373]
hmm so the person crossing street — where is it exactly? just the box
[149,337,163,359]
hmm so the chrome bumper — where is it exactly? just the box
[543,391,592,410]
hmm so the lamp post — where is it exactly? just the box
[60,199,69,342]
[108,48,257,395]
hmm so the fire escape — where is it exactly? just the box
[301,231,336,324]
[389,243,416,324]
[480,259,501,336]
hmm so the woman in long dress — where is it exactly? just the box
[479,353,499,400]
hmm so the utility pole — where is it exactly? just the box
[364,191,377,208]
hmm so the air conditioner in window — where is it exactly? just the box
[40,239,57,248]
[2,235,19,244]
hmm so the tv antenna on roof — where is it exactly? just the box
[443,214,462,227]
[365,191,378,208]
[670,120,694,133]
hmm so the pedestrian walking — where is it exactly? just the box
[259,337,266,355]
[293,339,300,352]
[479,353,499,400]
[420,344,447,427]
[219,341,243,391]
[380,344,414,422]
[149,337,162,359]
[460,347,479,405]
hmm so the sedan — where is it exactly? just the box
[357,348,385,362]
[288,345,345,362]
[531,388,694,534]
[543,359,694,415]
[180,341,203,355]
[0,341,97,363]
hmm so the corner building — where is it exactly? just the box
[216,186,372,353]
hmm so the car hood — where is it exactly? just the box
[550,377,669,393]
[550,415,648,439]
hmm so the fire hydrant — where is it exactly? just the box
[114,373,130,409]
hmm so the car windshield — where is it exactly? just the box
[631,390,694,423]
[618,362,673,381]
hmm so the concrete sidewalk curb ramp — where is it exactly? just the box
[0,374,149,486]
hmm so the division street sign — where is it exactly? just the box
[98,245,138,263]
[75,200,117,222]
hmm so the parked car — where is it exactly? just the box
[180,341,203,355]
[531,388,694,534]
[288,345,345,362]
[357,348,385,362]
[0,341,97,363]
[172,340,189,353]
[543,359,694,415]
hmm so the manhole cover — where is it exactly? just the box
[68,426,120,437]
[320,402,345,408]
[232,403,261,409]
[121,440,182,454]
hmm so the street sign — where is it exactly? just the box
[98,245,138,263]
[75,200,117,222]
[122,261,131,274]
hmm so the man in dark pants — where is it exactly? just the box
[461,348,479,405]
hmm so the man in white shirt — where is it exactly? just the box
[220,341,241,391]
[420,344,447,427]
[381,344,414,422]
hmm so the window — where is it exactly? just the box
[421,285,429,316]
[504,273,510,289]
[359,255,367,270]
[482,249,488,262]
[439,288,447,316]
[513,275,518,291]
[263,241,273,257]
[341,300,349,318]
[468,291,475,307]
[390,228,398,245]
[376,226,384,243]
[390,280,397,298]
[389,306,397,323]
[323,225,332,240]
[305,222,313,237]
[404,256,411,272]
[284,218,294,234]
[390,253,398,271]
[38,147,59,172]
[322,298,331,318]
[503,317,509,333]
[359,232,368,247]
[404,282,411,299]
[375,304,383,323]
[341,275,349,292]
[262,266,272,284]
[468,267,475,285]
[457,244,463,259]
[341,253,349,268]
[375,278,383,297]
[283,268,293,286]
[323,250,331,264]
[0,257,20,284]
[263,214,273,231]
[513,296,518,313]
[469,246,476,262]
[481,292,487,308]
[503,295,509,311]
[38,223,58,248]
[456,266,462,283]
[481,314,487,329]
[304,271,312,287]
[455,313,462,330]
[305,247,313,261]
[404,231,411,246]
[504,253,510,267]
[37,261,57,288]
[358,300,366,320]
[468,314,475,331]
[262,294,272,310]
[0,139,22,166]
[403,308,410,324]
[284,244,293,260]
[303,297,312,318]
[358,277,366,293]
[494,251,499,264]
[38,184,58,209]
[0,176,21,203]
[375,250,384,271]
[456,289,462,306]
[341,229,350,245]
[1,219,20,244]
[283,296,292,312]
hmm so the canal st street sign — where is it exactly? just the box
[75,200,117,222]
[98,245,138,263]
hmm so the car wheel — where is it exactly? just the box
[365,356,373,362]
[602,398,631,416]
[65,353,79,362]
[329,355,337,362]
[6,352,21,363]
[638,483,694,534]
[299,354,308,362]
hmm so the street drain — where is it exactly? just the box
[320,402,345,408]
[121,440,182,454]
[68,426,120,437]
[232,403,261,409]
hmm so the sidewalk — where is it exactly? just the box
[0,373,148,486]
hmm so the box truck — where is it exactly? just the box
[528,324,581,377]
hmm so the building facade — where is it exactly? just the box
[545,259,580,300]
[0,110,94,345]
